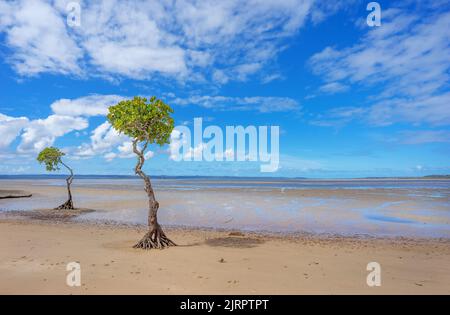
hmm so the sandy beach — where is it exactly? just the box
[0,218,449,294]
[1,178,449,294]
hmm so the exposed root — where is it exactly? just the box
[134,227,176,250]
[55,199,74,210]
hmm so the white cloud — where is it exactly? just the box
[103,141,135,161]
[74,122,154,161]
[310,106,367,127]
[74,122,127,157]
[171,95,300,113]
[0,0,82,76]
[212,70,229,85]
[17,115,88,153]
[103,152,117,161]
[51,94,125,117]
[0,113,29,149]
[386,130,450,145]
[104,140,154,161]
[309,8,450,126]
[0,0,317,82]
[0,95,127,153]
[319,82,349,94]
[116,141,135,159]
[309,0,356,24]
[144,150,154,160]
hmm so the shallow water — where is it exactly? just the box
[1,178,449,238]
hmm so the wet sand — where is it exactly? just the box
[0,218,449,294]
[1,179,449,238]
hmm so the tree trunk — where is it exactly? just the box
[55,161,74,210]
[132,140,176,249]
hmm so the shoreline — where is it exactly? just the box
[1,175,450,180]
[0,209,450,246]
[1,209,450,243]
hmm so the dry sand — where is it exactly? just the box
[1,218,449,294]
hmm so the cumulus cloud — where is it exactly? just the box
[0,0,82,76]
[0,94,130,154]
[171,95,300,113]
[17,115,88,153]
[104,140,154,161]
[74,122,154,161]
[0,0,317,82]
[309,7,450,126]
[104,141,142,161]
[51,94,125,117]
[0,113,29,150]
[74,122,127,158]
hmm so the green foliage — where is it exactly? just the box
[107,96,174,146]
[37,147,64,172]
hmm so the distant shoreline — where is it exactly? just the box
[0,174,449,180]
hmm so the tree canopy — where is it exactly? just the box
[107,96,174,145]
[37,147,65,172]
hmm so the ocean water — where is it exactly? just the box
[1,175,449,190]
[1,177,449,238]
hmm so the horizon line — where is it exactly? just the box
[1,174,449,180]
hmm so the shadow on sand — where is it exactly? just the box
[205,236,265,248]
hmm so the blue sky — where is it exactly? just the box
[0,0,449,178]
